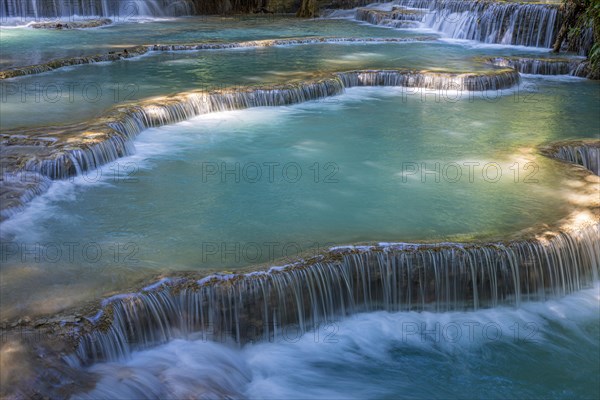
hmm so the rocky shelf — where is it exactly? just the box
[28,18,113,29]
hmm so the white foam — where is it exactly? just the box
[76,285,600,399]
[436,37,554,53]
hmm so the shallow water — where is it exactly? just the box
[0,18,584,130]
[1,5,599,399]
[1,81,598,318]
[0,17,414,69]
[74,285,600,399]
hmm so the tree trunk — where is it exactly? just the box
[553,0,586,53]
[297,0,317,18]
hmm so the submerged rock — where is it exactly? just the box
[148,35,435,51]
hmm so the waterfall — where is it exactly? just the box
[337,69,519,91]
[1,68,518,217]
[75,223,599,363]
[485,57,587,77]
[0,0,195,21]
[422,1,559,48]
[553,143,600,176]
[23,131,137,179]
[0,171,51,222]
[354,0,561,49]
[2,68,518,183]
[355,7,424,28]
[1,68,518,219]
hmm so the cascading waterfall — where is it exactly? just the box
[2,69,519,185]
[1,68,519,219]
[75,223,599,363]
[337,69,519,91]
[355,7,424,28]
[17,78,346,180]
[554,144,600,176]
[354,0,561,48]
[0,171,51,221]
[485,57,588,77]
[424,1,559,48]
[0,0,195,21]
[23,132,137,180]
[0,6,597,398]
[0,77,347,220]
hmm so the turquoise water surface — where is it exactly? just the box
[0,9,599,399]
[1,79,598,318]
[0,16,416,68]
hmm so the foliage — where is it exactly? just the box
[582,0,600,74]
[559,0,600,78]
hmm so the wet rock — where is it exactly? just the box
[0,45,148,80]
[34,319,48,327]
[355,7,424,27]
[60,316,78,324]
[29,18,112,30]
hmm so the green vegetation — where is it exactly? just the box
[554,0,600,79]
[580,0,600,78]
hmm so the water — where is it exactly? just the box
[0,17,413,69]
[420,1,560,48]
[71,222,598,363]
[2,81,599,319]
[1,39,581,130]
[555,144,600,175]
[487,57,587,76]
[0,0,195,23]
[350,0,593,55]
[73,285,600,399]
[1,3,599,398]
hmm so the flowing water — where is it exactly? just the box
[1,1,599,398]
[0,0,195,23]
[0,39,578,130]
[73,285,600,399]
[2,80,599,319]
